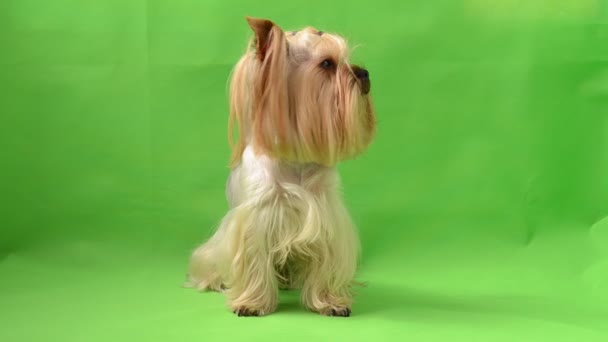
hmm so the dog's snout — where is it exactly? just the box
[351,65,371,95]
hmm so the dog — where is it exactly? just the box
[186,16,376,317]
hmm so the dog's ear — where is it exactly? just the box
[243,16,291,159]
[246,17,277,61]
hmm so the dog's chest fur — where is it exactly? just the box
[226,145,339,210]
[222,144,347,272]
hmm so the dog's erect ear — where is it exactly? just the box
[241,16,290,160]
[246,17,281,61]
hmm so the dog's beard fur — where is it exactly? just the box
[186,17,376,317]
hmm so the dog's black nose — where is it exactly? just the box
[352,66,371,94]
[355,67,369,80]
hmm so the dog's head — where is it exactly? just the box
[229,17,376,167]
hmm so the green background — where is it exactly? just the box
[1,0,608,341]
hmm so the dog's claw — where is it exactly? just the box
[234,307,261,317]
[328,307,351,317]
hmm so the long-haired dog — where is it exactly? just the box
[186,17,376,317]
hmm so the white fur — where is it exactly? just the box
[187,145,359,315]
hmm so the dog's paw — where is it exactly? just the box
[233,307,263,317]
[324,307,351,317]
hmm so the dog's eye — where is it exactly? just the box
[319,59,335,70]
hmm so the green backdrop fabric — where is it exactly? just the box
[1,1,608,341]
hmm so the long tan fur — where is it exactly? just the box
[187,17,375,317]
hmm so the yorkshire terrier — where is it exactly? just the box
[186,17,376,317]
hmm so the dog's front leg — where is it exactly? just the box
[224,203,279,317]
[299,192,359,317]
